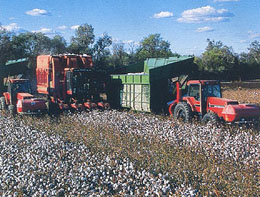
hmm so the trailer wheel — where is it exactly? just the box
[202,112,219,124]
[173,102,192,122]
[0,97,6,110]
[8,105,15,115]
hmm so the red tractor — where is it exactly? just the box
[36,54,110,113]
[168,79,260,123]
[0,79,47,115]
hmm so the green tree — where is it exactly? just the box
[136,34,173,61]
[0,28,13,65]
[69,24,95,54]
[247,40,260,64]
[111,43,130,67]
[50,35,67,54]
[92,33,112,67]
[127,41,139,64]
[195,39,237,79]
[238,40,260,79]
[12,32,51,69]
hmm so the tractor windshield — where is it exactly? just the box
[203,84,221,98]
[10,81,32,94]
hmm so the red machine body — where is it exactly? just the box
[0,79,46,114]
[36,55,109,111]
[168,80,260,123]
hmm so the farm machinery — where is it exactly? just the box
[1,55,259,123]
[168,77,260,123]
[110,56,260,123]
[0,79,47,115]
[36,54,110,113]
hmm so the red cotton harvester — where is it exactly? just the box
[36,54,110,113]
[168,77,260,123]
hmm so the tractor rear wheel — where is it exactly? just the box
[173,102,192,122]
[8,105,15,115]
[202,112,219,124]
[0,97,6,110]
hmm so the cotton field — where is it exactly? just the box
[0,108,259,196]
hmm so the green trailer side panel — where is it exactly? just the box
[111,74,149,85]
[110,74,150,112]
[121,84,150,112]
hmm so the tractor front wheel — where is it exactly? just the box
[173,102,192,122]
[202,112,219,124]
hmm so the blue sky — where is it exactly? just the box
[0,0,260,55]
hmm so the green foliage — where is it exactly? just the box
[196,39,237,75]
[11,32,52,69]
[248,40,260,64]
[136,34,174,61]
[69,24,95,54]
[0,28,13,65]
[13,32,51,56]
[50,35,67,55]
[92,33,112,67]
[110,43,130,67]
[238,41,260,79]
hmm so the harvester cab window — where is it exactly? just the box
[188,84,200,101]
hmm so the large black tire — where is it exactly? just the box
[0,97,6,110]
[173,102,192,122]
[202,112,219,124]
[47,101,60,115]
[8,105,15,115]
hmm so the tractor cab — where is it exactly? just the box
[184,80,221,115]
[6,79,32,105]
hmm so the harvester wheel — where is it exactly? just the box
[173,102,192,122]
[202,112,219,124]
[47,101,59,115]
[8,105,15,115]
[0,97,6,110]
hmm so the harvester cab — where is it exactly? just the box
[168,78,260,123]
[0,79,47,115]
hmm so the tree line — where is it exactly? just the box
[195,39,260,80]
[1,23,260,80]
